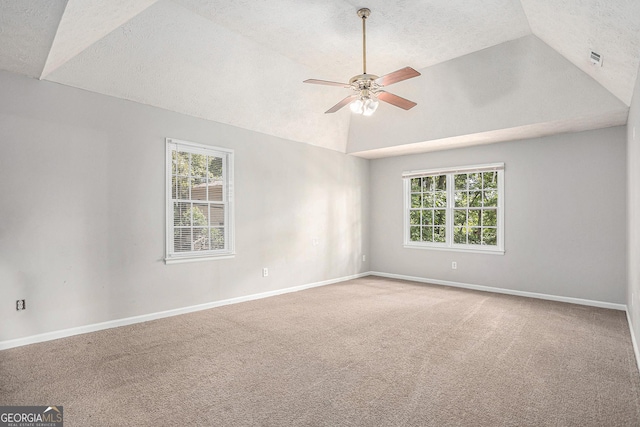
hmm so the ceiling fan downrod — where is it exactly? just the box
[358,8,371,75]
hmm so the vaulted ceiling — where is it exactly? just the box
[1,0,638,156]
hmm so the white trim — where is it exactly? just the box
[164,254,236,264]
[370,271,627,311]
[166,138,235,156]
[0,272,369,351]
[402,162,505,179]
[402,244,505,255]
[166,140,172,257]
[626,310,640,375]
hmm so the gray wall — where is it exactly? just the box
[0,71,370,342]
[628,65,640,344]
[0,65,631,344]
[369,127,627,304]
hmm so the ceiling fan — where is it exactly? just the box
[304,8,421,116]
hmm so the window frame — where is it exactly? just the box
[165,138,235,264]
[403,163,504,254]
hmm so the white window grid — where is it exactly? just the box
[452,171,499,247]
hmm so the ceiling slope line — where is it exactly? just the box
[40,0,160,80]
[37,0,70,80]
[516,0,534,36]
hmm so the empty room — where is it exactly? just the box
[1,0,640,425]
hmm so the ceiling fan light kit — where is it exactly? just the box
[350,89,379,116]
[304,8,421,116]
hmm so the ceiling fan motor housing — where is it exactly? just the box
[349,74,380,94]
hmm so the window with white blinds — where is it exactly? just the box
[165,138,234,263]
[403,163,504,254]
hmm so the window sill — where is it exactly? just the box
[165,253,235,264]
[403,244,504,255]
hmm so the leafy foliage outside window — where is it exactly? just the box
[453,171,498,246]
[409,174,447,243]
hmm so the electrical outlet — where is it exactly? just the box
[262,268,268,277]
[16,299,26,311]
[362,255,366,262]
[451,262,457,270]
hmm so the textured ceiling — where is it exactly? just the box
[0,0,638,155]
[521,0,640,105]
[0,1,66,77]
[174,0,532,79]
[40,0,159,79]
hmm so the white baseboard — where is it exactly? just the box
[1,271,630,352]
[369,271,627,311]
[0,272,370,351]
[626,311,640,375]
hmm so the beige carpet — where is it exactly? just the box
[1,276,639,426]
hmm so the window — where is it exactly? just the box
[165,138,234,263]
[403,163,504,253]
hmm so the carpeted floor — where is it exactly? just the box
[1,276,639,426]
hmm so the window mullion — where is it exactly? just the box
[223,156,228,251]
[446,173,453,247]
[168,147,175,255]
[404,178,410,245]
[222,156,227,203]
[498,170,505,250]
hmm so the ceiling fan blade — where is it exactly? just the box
[375,67,421,87]
[325,95,358,114]
[304,79,350,88]
[377,91,417,110]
